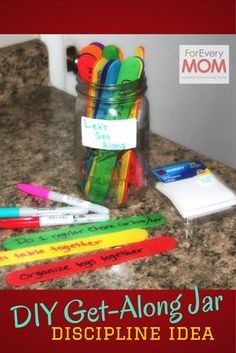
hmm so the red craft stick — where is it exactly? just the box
[6,236,177,287]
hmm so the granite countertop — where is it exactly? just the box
[0,40,235,290]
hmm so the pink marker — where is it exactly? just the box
[16,184,109,215]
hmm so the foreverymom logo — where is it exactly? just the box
[179,45,229,84]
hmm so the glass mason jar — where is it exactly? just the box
[75,73,149,208]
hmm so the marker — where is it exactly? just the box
[3,212,166,250]
[0,206,88,219]
[16,184,109,214]
[0,213,110,229]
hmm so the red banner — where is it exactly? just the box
[0,0,235,33]
[1,289,235,352]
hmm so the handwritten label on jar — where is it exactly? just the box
[81,116,137,150]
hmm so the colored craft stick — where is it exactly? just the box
[84,59,121,195]
[77,53,97,82]
[102,44,124,61]
[3,213,165,250]
[90,42,104,49]
[86,57,107,117]
[117,57,145,205]
[79,44,103,58]
[94,59,121,118]
[134,46,145,59]
[97,59,121,115]
[6,236,177,287]
[80,57,107,190]
[116,98,142,205]
[126,149,144,188]
[0,229,147,267]
[87,57,144,203]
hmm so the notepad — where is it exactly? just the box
[153,161,236,220]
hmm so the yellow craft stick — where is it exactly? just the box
[117,49,146,205]
[81,58,107,194]
[134,46,145,59]
[0,229,147,267]
[84,155,97,194]
[116,102,141,205]
[116,61,144,206]
[116,55,144,205]
[83,57,107,194]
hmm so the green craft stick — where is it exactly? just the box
[87,57,144,203]
[102,44,123,61]
[3,212,165,250]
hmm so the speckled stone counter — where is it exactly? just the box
[0,40,235,290]
[0,40,48,103]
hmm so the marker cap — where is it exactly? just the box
[16,184,50,199]
[0,208,20,218]
[0,217,39,229]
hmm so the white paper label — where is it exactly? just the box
[81,116,137,150]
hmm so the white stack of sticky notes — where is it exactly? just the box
[153,161,236,220]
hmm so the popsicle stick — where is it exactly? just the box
[3,212,165,250]
[134,46,145,59]
[116,58,144,205]
[102,44,124,61]
[80,57,107,191]
[0,229,147,267]
[88,57,144,203]
[86,57,107,117]
[94,59,121,118]
[80,43,103,58]
[84,59,121,195]
[6,235,177,287]
[90,42,104,49]
[77,53,97,82]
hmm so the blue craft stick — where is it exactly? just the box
[96,59,121,119]
[94,60,115,117]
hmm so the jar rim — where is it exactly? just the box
[76,72,147,90]
[76,73,147,103]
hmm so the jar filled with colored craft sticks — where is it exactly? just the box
[75,43,150,207]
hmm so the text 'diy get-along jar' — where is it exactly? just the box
[75,54,150,208]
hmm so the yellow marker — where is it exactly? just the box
[0,229,148,267]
